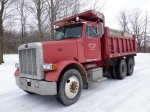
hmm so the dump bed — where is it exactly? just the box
[101,27,136,58]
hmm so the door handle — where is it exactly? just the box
[57,48,63,51]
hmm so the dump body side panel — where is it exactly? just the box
[101,27,136,59]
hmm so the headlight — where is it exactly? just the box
[15,63,19,68]
[42,64,57,71]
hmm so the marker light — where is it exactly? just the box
[70,20,75,23]
[79,19,83,22]
[25,44,28,48]
[65,21,68,24]
[56,25,59,28]
[76,17,79,21]
[42,64,57,71]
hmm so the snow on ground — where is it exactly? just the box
[0,53,150,112]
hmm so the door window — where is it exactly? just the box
[85,25,97,38]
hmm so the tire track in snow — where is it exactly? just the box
[0,90,23,98]
[134,66,150,73]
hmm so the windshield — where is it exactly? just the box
[56,24,83,40]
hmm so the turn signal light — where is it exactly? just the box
[52,64,57,70]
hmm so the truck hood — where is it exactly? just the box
[42,39,77,63]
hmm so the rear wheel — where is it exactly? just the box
[126,58,134,76]
[109,66,117,79]
[116,59,127,79]
[55,69,83,106]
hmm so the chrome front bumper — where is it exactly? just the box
[15,77,57,95]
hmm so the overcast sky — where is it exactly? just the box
[100,0,150,29]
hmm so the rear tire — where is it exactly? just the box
[126,58,134,76]
[109,66,117,79]
[55,69,83,106]
[116,59,127,79]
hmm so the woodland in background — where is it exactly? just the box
[0,0,150,64]
[0,0,106,59]
[117,9,150,53]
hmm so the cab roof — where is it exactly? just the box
[54,10,104,26]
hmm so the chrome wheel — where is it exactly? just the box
[65,76,79,98]
[55,69,82,105]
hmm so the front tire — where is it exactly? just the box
[23,90,34,94]
[55,69,83,106]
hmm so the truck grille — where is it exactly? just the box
[19,49,37,76]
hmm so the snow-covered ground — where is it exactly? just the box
[0,53,150,112]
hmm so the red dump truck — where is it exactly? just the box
[14,10,136,106]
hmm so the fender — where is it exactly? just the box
[45,60,88,82]
[14,68,20,76]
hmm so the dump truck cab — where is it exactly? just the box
[54,10,104,62]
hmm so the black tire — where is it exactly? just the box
[24,90,34,94]
[55,69,83,106]
[116,59,127,79]
[126,58,134,76]
[109,66,117,79]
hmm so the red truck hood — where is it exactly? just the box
[42,39,77,63]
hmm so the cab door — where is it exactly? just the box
[84,25,100,59]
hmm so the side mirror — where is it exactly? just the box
[97,22,104,38]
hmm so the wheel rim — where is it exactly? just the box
[65,76,79,98]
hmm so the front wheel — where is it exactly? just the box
[55,69,83,106]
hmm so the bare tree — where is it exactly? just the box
[79,0,108,12]
[0,0,15,64]
[71,0,80,15]
[45,0,60,41]
[129,9,145,52]
[0,0,112,56]
[16,0,30,44]
[117,8,150,52]
[0,0,5,64]
[142,12,150,53]
[117,10,129,32]
[45,0,81,41]
[29,0,47,42]
[93,0,108,11]
[50,0,54,40]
